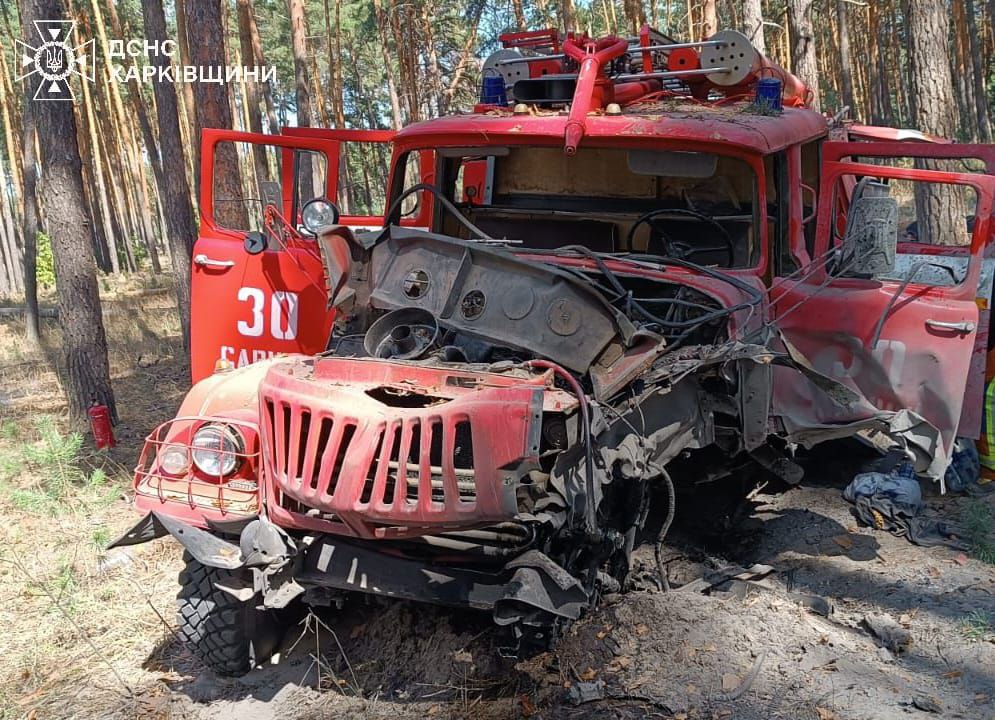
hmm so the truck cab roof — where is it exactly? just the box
[395,98,829,156]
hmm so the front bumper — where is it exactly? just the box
[110,512,589,632]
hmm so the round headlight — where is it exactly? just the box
[191,424,242,477]
[301,197,340,234]
[159,444,191,476]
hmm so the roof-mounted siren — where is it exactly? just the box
[696,30,811,107]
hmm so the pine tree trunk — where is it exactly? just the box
[174,0,198,187]
[21,93,40,342]
[322,0,337,124]
[143,0,195,349]
[835,0,855,114]
[701,0,717,39]
[288,0,312,127]
[243,2,280,134]
[560,0,576,30]
[788,0,820,111]
[332,0,345,128]
[237,0,270,184]
[22,0,116,424]
[184,0,248,230]
[951,0,974,138]
[512,0,527,31]
[373,0,403,129]
[741,0,765,55]
[0,46,22,221]
[965,0,993,142]
[0,161,20,296]
[907,0,969,246]
[88,0,160,273]
[79,57,121,274]
[419,1,444,117]
[0,205,16,298]
[0,152,22,296]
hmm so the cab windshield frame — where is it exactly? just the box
[385,139,772,276]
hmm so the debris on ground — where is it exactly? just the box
[843,466,971,549]
[862,613,913,653]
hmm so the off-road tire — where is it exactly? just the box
[176,553,279,677]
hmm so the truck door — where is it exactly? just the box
[771,141,995,461]
[190,129,393,382]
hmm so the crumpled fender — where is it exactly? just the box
[109,512,245,569]
[176,356,289,422]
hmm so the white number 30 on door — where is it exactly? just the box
[236,287,298,340]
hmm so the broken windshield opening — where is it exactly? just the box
[394,146,763,269]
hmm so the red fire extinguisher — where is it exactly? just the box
[88,400,115,450]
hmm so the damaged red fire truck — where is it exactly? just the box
[112,27,995,675]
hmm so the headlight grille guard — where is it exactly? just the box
[133,416,261,521]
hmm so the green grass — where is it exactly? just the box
[962,500,995,565]
[959,610,992,641]
[0,420,19,441]
[0,416,120,515]
[91,525,111,552]
[21,416,84,489]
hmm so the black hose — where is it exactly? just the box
[554,245,760,332]
[653,469,676,592]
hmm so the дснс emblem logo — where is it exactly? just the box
[15,20,94,101]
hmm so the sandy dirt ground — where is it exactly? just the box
[0,289,993,720]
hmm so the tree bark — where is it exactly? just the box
[701,0,717,40]
[143,0,195,349]
[907,0,969,246]
[242,1,280,134]
[787,0,820,111]
[419,0,444,117]
[835,0,855,114]
[80,73,121,273]
[20,99,39,343]
[951,0,974,137]
[183,0,248,230]
[0,154,22,297]
[512,0,527,30]
[332,0,345,128]
[0,42,22,219]
[323,0,339,125]
[965,0,992,142]
[237,0,270,184]
[288,0,312,127]
[174,0,198,182]
[373,0,403,129]
[89,0,161,273]
[741,0,765,55]
[560,0,576,30]
[22,0,116,424]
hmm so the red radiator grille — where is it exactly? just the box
[259,358,543,539]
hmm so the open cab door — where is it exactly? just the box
[772,141,995,474]
[190,129,396,382]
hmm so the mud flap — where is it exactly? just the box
[109,512,245,570]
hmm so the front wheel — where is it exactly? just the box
[176,553,282,676]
